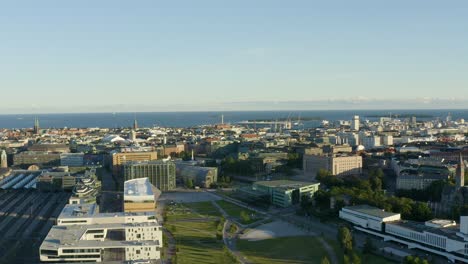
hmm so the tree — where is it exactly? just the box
[338,226,353,253]
[351,252,361,264]
[362,237,375,254]
[343,254,350,264]
[240,210,251,223]
[184,178,194,189]
[410,202,433,222]
[320,256,331,264]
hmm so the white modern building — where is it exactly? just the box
[352,115,360,131]
[339,205,401,232]
[40,203,162,262]
[124,178,160,213]
[340,205,468,263]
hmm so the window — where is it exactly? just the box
[136,250,141,254]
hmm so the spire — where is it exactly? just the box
[133,115,138,130]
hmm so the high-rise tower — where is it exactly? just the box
[352,115,360,131]
[456,152,465,189]
[34,117,40,135]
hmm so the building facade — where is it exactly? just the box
[60,153,84,167]
[112,151,158,176]
[252,180,320,207]
[175,164,218,188]
[123,161,176,191]
[303,154,363,177]
[14,151,61,167]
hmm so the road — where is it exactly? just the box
[97,168,122,213]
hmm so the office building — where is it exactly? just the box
[303,154,362,177]
[112,151,158,176]
[14,151,61,167]
[40,203,162,262]
[251,180,320,207]
[60,153,84,167]
[123,160,176,191]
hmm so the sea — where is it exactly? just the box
[0,110,467,129]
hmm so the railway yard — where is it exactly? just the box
[0,189,70,264]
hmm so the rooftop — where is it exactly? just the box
[41,222,161,250]
[343,205,400,219]
[124,178,154,200]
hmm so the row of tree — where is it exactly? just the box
[315,169,434,222]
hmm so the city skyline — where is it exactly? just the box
[1,1,468,113]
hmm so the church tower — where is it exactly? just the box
[133,117,138,130]
[456,152,465,189]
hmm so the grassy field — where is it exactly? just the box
[237,236,331,264]
[325,238,396,264]
[216,200,262,225]
[189,201,223,218]
[164,203,236,264]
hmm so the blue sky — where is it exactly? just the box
[1,1,467,113]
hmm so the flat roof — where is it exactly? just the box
[255,180,319,189]
[124,178,154,201]
[58,203,156,219]
[41,222,161,250]
[343,205,400,219]
[59,203,98,219]
[388,220,464,241]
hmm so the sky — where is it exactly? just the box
[1,1,468,113]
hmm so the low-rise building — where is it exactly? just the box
[175,163,218,188]
[40,203,162,262]
[251,180,320,207]
[124,178,160,213]
[303,154,362,177]
[14,151,61,167]
[60,153,84,167]
[340,205,468,263]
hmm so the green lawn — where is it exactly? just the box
[325,238,396,264]
[237,236,331,264]
[216,200,262,224]
[164,203,236,264]
[188,201,223,218]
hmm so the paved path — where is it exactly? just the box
[317,236,339,264]
[209,190,340,264]
[211,200,249,264]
